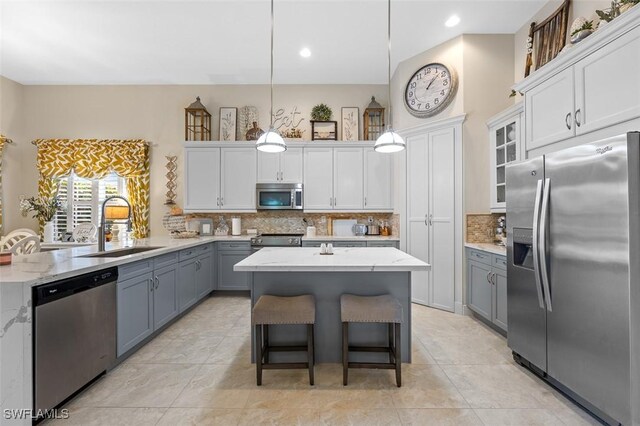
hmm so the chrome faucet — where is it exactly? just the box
[98,195,132,252]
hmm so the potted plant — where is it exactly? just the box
[310,104,338,141]
[20,194,63,242]
[311,103,332,121]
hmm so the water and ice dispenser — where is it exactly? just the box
[512,227,535,269]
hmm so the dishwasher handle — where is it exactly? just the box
[34,267,119,306]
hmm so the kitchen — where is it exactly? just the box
[1,0,639,425]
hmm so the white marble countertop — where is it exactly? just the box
[0,235,252,287]
[301,235,400,241]
[234,247,429,272]
[464,242,506,256]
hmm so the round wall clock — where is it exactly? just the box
[404,63,458,118]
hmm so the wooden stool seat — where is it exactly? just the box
[252,295,316,386]
[340,294,402,387]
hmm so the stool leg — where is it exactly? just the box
[256,324,263,386]
[342,322,349,386]
[388,323,394,363]
[307,324,314,386]
[394,323,401,387]
[264,325,270,364]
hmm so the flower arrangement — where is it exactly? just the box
[20,195,63,222]
[311,104,332,121]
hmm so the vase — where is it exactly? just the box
[43,221,54,243]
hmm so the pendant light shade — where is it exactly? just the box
[256,128,286,152]
[374,0,405,153]
[257,0,286,153]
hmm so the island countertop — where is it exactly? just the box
[234,247,429,272]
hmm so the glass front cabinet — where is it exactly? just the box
[487,102,523,213]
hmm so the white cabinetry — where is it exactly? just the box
[515,12,640,153]
[406,119,463,313]
[364,148,393,210]
[333,148,363,210]
[184,146,255,212]
[257,147,303,183]
[303,147,334,210]
[487,103,523,212]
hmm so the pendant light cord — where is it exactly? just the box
[270,0,275,129]
[387,0,392,130]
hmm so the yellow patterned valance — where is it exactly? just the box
[34,139,150,238]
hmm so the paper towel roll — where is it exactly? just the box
[232,217,241,236]
[306,226,316,238]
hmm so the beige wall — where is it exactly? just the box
[513,0,611,88]
[462,34,515,214]
[0,76,31,234]
[1,81,387,236]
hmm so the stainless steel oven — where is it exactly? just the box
[256,183,303,210]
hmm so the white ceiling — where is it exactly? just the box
[0,0,546,85]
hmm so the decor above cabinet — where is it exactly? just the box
[184,97,211,141]
[363,96,385,141]
[487,102,523,213]
[403,62,458,118]
[515,7,640,152]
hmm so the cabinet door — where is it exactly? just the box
[220,148,257,210]
[184,147,220,212]
[490,115,521,213]
[257,151,280,183]
[333,148,363,210]
[177,259,198,312]
[493,268,508,332]
[153,264,178,329]
[525,67,575,150]
[303,147,334,210]
[217,250,251,290]
[117,272,153,357]
[575,26,640,135]
[364,148,392,210]
[280,147,303,183]
[196,252,213,299]
[467,260,492,321]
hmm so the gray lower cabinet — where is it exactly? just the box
[196,252,214,298]
[466,248,508,332]
[365,241,399,248]
[153,263,179,329]
[117,271,154,356]
[178,259,198,312]
[217,241,251,290]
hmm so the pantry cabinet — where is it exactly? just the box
[516,13,640,152]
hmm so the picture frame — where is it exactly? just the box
[311,120,338,141]
[219,107,237,141]
[341,107,359,141]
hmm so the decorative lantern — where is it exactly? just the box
[363,96,385,141]
[185,96,212,141]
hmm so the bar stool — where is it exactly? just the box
[252,294,316,386]
[341,294,402,387]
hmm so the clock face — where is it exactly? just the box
[404,63,458,118]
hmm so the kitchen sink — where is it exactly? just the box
[78,247,165,258]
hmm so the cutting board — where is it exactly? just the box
[332,219,357,237]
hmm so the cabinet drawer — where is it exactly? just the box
[492,255,507,271]
[153,252,178,269]
[467,249,491,265]
[332,241,367,248]
[301,241,327,247]
[367,241,399,248]
[217,241,251,251]
[118,259,154,281]
[179,243,211,261]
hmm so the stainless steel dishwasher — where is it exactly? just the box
[33,267,118,414]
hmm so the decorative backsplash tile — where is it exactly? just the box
[466,213,505,243]
[183,211,399,237]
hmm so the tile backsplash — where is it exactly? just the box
[466,213,505,243]
[183,211,399,236]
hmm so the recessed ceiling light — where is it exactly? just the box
[299,47,311,58]
[445,15,460,28]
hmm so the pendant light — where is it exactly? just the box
[256,0,287,153]
[374,0,405,153]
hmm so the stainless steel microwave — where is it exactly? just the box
[256,183,303,210]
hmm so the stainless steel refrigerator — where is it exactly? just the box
[506,132,640,426]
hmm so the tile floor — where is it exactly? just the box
[50,295,601,426]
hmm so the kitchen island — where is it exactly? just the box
[234,247,429,363]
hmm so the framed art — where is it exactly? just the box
[341,107,359,141]
[219,107,237,141]
[311,120,338,141]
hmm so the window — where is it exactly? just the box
[54,172,127,240]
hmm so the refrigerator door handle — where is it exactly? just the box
[532,179,546,310]
[539,177,552,312]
